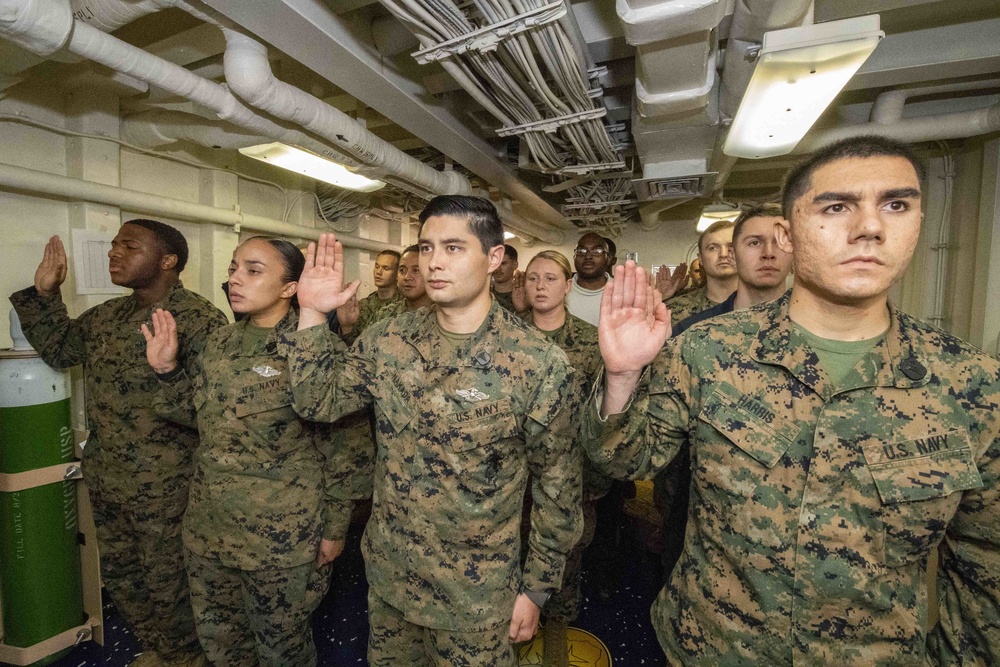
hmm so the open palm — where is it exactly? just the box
[141,308,179,374]
[298,234,360,314]
[599,262,671,374]
[34,235,68,296]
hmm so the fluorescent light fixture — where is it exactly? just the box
[239,142,386,192]
[503,231,517,240]
[723,15,884,159]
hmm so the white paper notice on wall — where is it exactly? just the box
[72,230,126,295]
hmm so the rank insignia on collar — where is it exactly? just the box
[456,388,489,402]
[252,365,281,378]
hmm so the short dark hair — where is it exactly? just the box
[782,135,926,221]
[502,244,518,263]
[733,204,783,244]
[603,237,617,263]
[418,195,504,253]
[377,249,401,263]
[698,220,735,254]
[246,237,305,284]
[124,219,189,273]
[401,244,419,258]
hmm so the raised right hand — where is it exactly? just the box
[599,261,671,376]
[654,262,688,301]
[511,269,528,313]
[140,308,179,375]
[34,236,68,296]
[297,234,360,319]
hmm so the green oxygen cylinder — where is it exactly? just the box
[0,309,84,661]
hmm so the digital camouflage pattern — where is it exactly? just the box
[367,590,517,667]
[9,282,226,661]
[581,293,1000,665]
[492,288,517,313]
[279,300,584,632]
[153,308,360,570]
[662,285,716,325]
[373,298,430,324]
[358,290,403,332]
[186,551,332,667]
[519,312,607,623]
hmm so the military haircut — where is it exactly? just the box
[781,135,926,221]
[377,249,402,263]
[502,244,518,263]
[401,244,419,258]
[527,250,573,280]
[124,218,189,273]
[246,236,305,283]
[418,195,504,254]
[698,220,735,254]
[732,204,784,245]
[603,237,617,264]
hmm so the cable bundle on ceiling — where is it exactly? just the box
[379,0,618,174]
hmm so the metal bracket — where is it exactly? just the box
[552,160,627,176]
[497,107,607,137]
[413,1,566,64]
[562,198,637,211]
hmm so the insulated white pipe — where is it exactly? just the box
[796,103,1000,153]
[0,0,73,56]
[870,79,1000,124]
[121,109,272,149]
[499,209,564,246]
[69,0,175,32]
[218,28,471,198]
[639,197,694,231]
[0,161,389,251]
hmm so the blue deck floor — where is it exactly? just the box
[50,518,665,667]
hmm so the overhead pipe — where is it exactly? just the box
[869,79,1000,124]
[121,109,273,149]
[796,102,1000,153]
[639,197,695,231]
[0,161,389,251]
[1,0,472,201]
[216,27,471,198]
[0,1,383,173]
[495,199,565,246]
[69,0,176,32]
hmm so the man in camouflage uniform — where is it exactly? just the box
[281,195,583,666]
[10,221,227,667]
[353,248,402,331]
[662,220,737,323]
[583,136,1000,665]
[655,204,795,585]
[491,244,519,313]
[374,244,433,321]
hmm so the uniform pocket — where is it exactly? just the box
[695,384,797,517]
[445,398,518,452]
[698,384,797,469]
[863,431,982,566]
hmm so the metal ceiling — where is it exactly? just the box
[1,0,998,238]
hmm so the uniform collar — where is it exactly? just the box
[749,293,929,400]
[122,279,186,318]
[405,299,506,369]
[225,307,298,357]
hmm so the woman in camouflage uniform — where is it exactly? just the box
[517,250,610,667]
[141,237,347,667]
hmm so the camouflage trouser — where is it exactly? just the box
[544,497,597,623]
[89,483,203,663]
[185,551,332,667]
[367,592,517,667]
